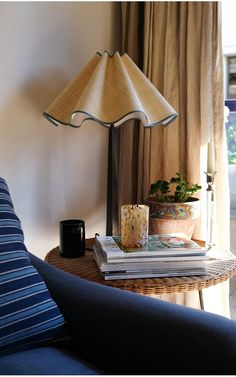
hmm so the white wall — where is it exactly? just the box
[0,2,119,259]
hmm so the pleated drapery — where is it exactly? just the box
[119,1,229,249]
[119,2,230,317]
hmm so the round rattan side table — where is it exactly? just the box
[45,238,236,310]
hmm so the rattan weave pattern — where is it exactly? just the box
[44,238,236,295]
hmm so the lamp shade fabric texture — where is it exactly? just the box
[43,51,177,128]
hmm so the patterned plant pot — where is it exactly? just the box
[145,197,200,239]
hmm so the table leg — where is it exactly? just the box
[198,290,204,310]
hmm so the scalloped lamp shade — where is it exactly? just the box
[43,51,177,128]
[43,51,178,235]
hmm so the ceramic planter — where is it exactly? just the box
[145,197,200,239]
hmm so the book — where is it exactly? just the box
[102,269,207,281]
[93,234,210,281]
[93,244,208,273]
[93,246,210,281]
[99,252,230,280]
[95,233,207,262]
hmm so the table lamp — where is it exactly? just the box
[43,51,178,235]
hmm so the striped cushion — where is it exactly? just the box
[0,178,65,354]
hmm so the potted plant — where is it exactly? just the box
[145,173,202,238]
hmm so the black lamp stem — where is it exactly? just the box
[106,124,118,235]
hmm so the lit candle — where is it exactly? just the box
[121,204,149,248]
[207,142,215,173]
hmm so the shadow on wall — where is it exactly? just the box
[0,69,71,222]
[22,69,71,112]
[0,69,108,253]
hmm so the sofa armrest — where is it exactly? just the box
[30,252,236,375]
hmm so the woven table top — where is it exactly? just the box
[44,238,236,295]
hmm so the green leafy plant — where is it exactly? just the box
[149,172,201,203]
[225,112,236,165]
[228,151,236,164]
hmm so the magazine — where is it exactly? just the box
[93,244,208,273]
[95,233,207,261]
[102,269,207,281]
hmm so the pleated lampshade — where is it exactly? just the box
[43,51,178,235]
[43,51,177,128]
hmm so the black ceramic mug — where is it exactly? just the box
[59,219,85,258]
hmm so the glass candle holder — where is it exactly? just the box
[121,204,149,248]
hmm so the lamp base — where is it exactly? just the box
[106,125,118,235]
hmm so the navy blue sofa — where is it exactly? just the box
[1,177,236,375]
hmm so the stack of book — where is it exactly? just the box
[93,233,210,280]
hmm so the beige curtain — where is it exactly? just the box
[117,2,145,231]
[120,1,229,249]
[120,2,230,317]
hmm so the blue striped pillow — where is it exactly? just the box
[0,178,65,354]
